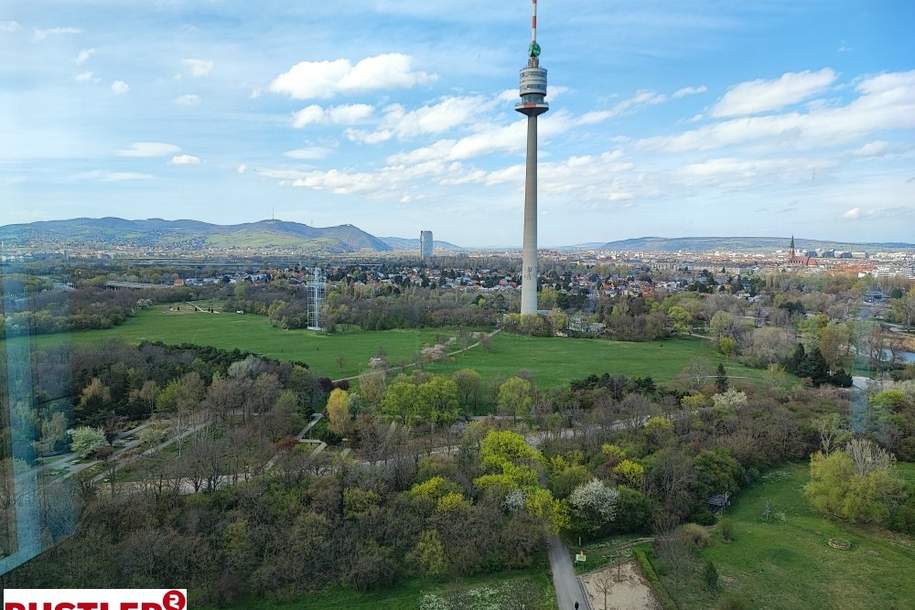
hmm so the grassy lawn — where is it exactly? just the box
[196,566,556,610]
[6,305,767,387]
[8,305,455,380]
[427,332,767,387]
[667,462,915,609]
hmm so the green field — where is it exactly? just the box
[666,463,915,609]
[428,332,765,387]
[11,305,453,380]
[198,567,556,610]
[9,305,764,386]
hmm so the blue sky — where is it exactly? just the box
[1,0,914,246]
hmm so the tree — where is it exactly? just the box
[712,389,748,412]
[358,371,386,409]
[715,363,729,393]
[804,440,906,525]
[709,310,737,341]
[568,479,620,536]
[817,322,852,371]
[69,426,109,459]
[416,377,460,432]
[326,388,352,436]
[497,377,534,420]
[668,306,692,335]
[410,529,447,576]
[75,377,113,427]
[594,571,615,610]
[381,381,416,425]
[452,368,482,413]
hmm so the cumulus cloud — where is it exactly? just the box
[292,103,374,128]
[269,53,434,100]
[75,48,95,64]
[236,164,248,174]
[117,142,181,158]
[74,170,154,182]
[170,154,201,165]
[640,70,915,152]
[32,26,81,41]
[182,58,214,77]
[284,146,334,160]
[577,90,667,126]
[75,71,100,83]
[174,94,201,106]
[0,21,21,33]
[842,207,862,220]
[344,96,489,144]
[711,68,837,118]
[854,140,890,157]
[111,80,129,95]
[673,85,708,99]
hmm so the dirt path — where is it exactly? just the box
[580,561,660,610]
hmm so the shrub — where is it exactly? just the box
[703,559,720,590]
[720,518,735,542]
[677,523,710,550]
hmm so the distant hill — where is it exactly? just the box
[0,218,392,253]
[380,236,463,252]
[598,236,915,253]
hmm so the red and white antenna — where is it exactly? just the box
[531,0,538,43]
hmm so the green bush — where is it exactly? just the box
[633,546,678,610]
[703,559,719,591]
[677,522,710,550]
[720,518,735,542]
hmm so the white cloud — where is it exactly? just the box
[111,80,129,95]
[291,103,374,128]
[842,207,861,220]
[182,58,214,77]
[673,85,708,99]
[577,90,667,126]
[74,170,154,182]
[75,48,95,65]
[0,21,21,33]
[269,53,434,100]
[236,164,248,174]
[346,96,489,144]
[174,94,201,106]
[117,142,181,158]
[711,68,837,118]
[32,26,81,42]
[284,147,333,160]
[170,154,201,165]
[641,70,915,153]
[345,128,395,144]
[75,71,100,83]
[854,141,890,157]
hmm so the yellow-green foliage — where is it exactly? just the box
[436,492,469,513]
[680,393,708,410]
[525,487,570,533]
[804,450,906,525]
[601,443,627,463]
[614,459,645,486]
[409,476,461,501]
[479,430,543,472]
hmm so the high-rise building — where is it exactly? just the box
[420,230,434,259]
[516,0,548,315]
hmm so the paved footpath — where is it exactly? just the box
[547,535,591,610]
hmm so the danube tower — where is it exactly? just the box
[516,0,548,315]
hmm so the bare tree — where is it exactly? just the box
[594,571,615,610]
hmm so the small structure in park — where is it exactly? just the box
[708,492,731,513]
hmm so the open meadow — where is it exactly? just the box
[11,304,766,386]
[661,462,915,609]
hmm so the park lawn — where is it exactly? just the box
[427,332,767,387]
[196,566,556,610]
[671,462,915,610]
[8,305,768,387]
[11,305,455,380]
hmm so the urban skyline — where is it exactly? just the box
[1,1,914,246]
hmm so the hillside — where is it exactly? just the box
[599,236,915,253]
[0,218,392,253]
[380,236,464,251]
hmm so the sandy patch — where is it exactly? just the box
[580,560,660,610]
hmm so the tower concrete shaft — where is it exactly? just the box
[520,114,539,315]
